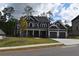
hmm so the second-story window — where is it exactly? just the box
[44,24,47,27]
[42,24,47,28]
[29,23,32,27]
[43,24,45,27]
[40,23,42,28]
[40,23,47,28]
[34,23,38,28]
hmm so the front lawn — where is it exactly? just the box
[0,37,58,47]
[68,36,79,39]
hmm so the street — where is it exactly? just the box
[0,45,79,56]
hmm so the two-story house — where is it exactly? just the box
[16,16,68,38]
[72,15,79,35]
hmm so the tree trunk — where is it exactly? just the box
[20,30,22,37]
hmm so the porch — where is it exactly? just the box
[24,29,48,38]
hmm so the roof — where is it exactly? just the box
[54,21,67,29]
[49,24,58,29]
[72,15,79,22]
[27,16,50,22]
[34,16,50,22]
[0,29,5,35]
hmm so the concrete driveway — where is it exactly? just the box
[53,38,79,45]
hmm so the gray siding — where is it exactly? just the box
[72,19,79,35]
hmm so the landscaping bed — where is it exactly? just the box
[0,37,58,47]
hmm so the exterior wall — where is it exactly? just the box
[72,19,79,35]
[0,36,3,39]
[17,28,67,38]
[0,36,6,39]
[48,29,67,38]
[28,21,49,29]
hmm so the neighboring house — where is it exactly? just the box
[0,29,6,39]
[65,24,72,36]
[16,16,68,38]
[72,15,79,35]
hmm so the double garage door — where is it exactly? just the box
[50,32,66,38]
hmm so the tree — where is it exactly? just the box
[24,6,35,16]
[0,17,18,36]
[0,12,2,18]
[46,11,54,21]
[0,11,6,22]
[0,7,17,36]
[0,11,3,21]
[19,16,28,36]
[2,7,15,22]
[40,12,46,16]
[5,18,17,36]
[47,11,52,15]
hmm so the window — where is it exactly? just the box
[17,24,20,29]
[40,24,42,28]
[41,24,47,28]
[76,26,79,30]
[44,24,47,27]
[40,23,47,28]
[29,23,32,27]
[34,23,38,27]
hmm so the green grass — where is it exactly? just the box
[68,36,79,39]
[0,37,58,47]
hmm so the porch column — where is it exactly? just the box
[65,31,68,38]
[19,30,21,36]
[39,30,40,37]
[26,30,28,37]
[48,31,50,38]
[57,30,59,38]
[33,30,34,37]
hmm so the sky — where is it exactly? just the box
[0,3,79,26]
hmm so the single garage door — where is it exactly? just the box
[59,32,65,38]
[50,32,57,38]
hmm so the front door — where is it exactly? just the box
[28,30,33,37]
[40,31,47,38]
[34,31,39,37]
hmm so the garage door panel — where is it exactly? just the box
[50,32,57,38]
[59,32,65,38]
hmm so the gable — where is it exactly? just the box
[55,21,67,29]
[49,24,59,29]
[72,15,79,22]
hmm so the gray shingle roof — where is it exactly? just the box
[28,16,50,22]
[72,15,79,22]
[54,21,67,29]
[35,16,50,22]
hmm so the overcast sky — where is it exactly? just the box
[0,3,79,25]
